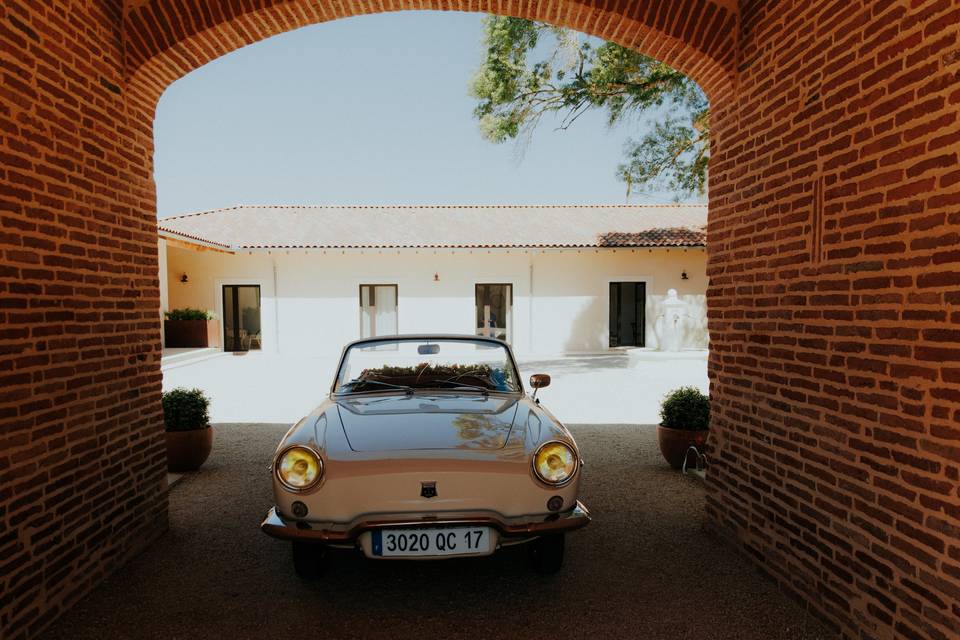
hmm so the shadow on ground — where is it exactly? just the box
[518,354,633,374]
[42,424,833,640]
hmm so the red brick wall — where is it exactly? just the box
[1,1,958,639]
[706,1,960,638]
[0,2,167,638]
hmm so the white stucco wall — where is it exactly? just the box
[165,245,707,357]
[158,238,169,347]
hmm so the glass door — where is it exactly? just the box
[223,285,262,352]
[609,282,645,347]
[359,284,398,338]
[475,283,512,343]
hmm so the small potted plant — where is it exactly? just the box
[656,386,710,469]
[163,308,217,348]
[162,387,213,472]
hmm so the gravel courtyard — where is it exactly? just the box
[42,424,832,640]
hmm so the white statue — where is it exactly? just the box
[655,289,689,352]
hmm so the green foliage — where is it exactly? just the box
[659,386,710,431]
[165,308,212,321]
[361,363,496,380]
[469,16,709,198]
[162,388,211,431]
[354,363,513,390]
[618,108,709,197]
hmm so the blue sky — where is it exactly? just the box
[154,11,703,218]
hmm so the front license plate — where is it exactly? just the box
[372,527,492,557]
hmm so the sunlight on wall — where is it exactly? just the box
[164,245,708,356]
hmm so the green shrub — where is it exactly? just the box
[162,388,210,431]
[165,308,212,321]
[659,386,709,431]
[361,363,495,379]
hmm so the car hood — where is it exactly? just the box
[335,393,521,452]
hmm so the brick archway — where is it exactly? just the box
[2,2,959,639]
[122,0,739,110]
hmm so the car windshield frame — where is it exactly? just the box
[331,336,524,397]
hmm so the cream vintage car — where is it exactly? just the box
[261,335,590,576]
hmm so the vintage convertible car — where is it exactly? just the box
[261,335,590,576]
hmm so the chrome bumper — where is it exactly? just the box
[260,501,591,543]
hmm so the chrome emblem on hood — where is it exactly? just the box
[420,481,437,499]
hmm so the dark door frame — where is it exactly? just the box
[609,281,646,348]
[222,284,261,352]
[475,282,513,342]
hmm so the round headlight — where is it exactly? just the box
[533,441,578,486]
[275,445,323,491]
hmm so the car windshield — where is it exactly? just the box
[334,338,521,395]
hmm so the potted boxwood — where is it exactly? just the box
[656,386,710,469]
[163,387,213,472]
[163,308,217,348]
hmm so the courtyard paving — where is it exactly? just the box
[162,350,710,424]
[42,423,832,640]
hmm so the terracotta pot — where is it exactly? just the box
[164,319,215,348]
[165,426,214,472]
[656,425,708,470]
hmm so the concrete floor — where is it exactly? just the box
[42,424,833,640]
[161,350,709,424]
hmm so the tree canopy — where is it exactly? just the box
[469,16,710,198]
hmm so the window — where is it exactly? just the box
[223,285,261,352]
[475,283,512,343]
[359,284,398,338]
[609,282,646,347]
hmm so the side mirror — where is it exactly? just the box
[530,374,551,389]
[530,374,551,399]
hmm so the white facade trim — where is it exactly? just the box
[165,245,708,358]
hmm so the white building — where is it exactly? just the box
[159,204,708,357]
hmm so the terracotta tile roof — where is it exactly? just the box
[158,204,707,250]
[598,227,707,247]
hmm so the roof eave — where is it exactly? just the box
[158,228,235,253]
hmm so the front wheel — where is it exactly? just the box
[292,541,329,579]
[528,534,565,574]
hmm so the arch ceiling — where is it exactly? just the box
[122,0,739,109]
